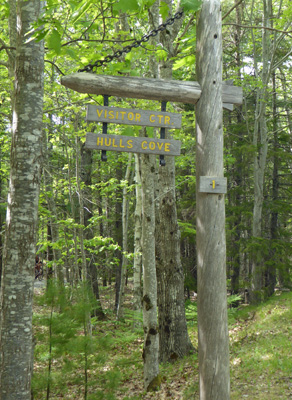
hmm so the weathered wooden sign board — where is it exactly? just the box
[86,105,182,129]
[199,176,227,194]
[85,133,181,156]
[61,73,243,108]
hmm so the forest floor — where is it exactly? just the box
[32,282,292,400]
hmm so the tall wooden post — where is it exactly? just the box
[196,1,230,399]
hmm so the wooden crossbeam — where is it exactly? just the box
[61,73,243,106]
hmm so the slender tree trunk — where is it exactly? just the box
[250,0,271,304]
[64,138,79,284]
[80,145,105,319]
[0,0,44,397]
[117,153,133,320]
[230,0,244,295]
[266,71,278,297]
[114,163,123,311]
[196,1,230,398]
[133,154,143,326]
[75,136,87,281]
[140,3,159,390]
[141,152,159,391]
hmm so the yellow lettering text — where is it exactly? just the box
[104,109,107,118]
[149,142,155,151]
[128,112,134,121]
[135,113,141,122]
[96,109,103,118]
[157,115,163,124]
[105,137,111,147]
[127,140,133,149]
[120,111,126,120]
[149,115,155,123]
[164,143,170,152]
[112,139,118,148]
[108,110,115,119]
[141,141,147,149]
[157,142,163,151]
[164,116,170,125]
[119,139,125,148]
[97,137,103,146]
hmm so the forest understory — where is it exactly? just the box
[32,281,292,400]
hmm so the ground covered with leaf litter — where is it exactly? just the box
[32,282,292,399]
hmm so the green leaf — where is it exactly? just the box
[113,0,139,13]
[121,126,135,137]
[146,126,154,138]
[143,0,157,8]
[47,29,61,54]
[181,0,202,12]
[173,55,195,70]
[65,48,78,60]
[160,1,169,20]
[71,0,94,24]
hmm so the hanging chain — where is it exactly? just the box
[78,10,184,72]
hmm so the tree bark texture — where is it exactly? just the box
[117,154,133,320]
[155,0,193,363]
[132,154,143,325]
[0,0,44,398]
[156,156,193,362]
[250,0,271,304]
[196,1,230,399]
[141,153,159,391]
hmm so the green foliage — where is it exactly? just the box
[33,282,121,399]
[229,292,292,399]
[113,0,140,13]
[185,299,197,325]
[47,29,62,54]
[178,220,196,240]
[180,0,202,12]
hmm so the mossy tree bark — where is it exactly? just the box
[0,0,44,397]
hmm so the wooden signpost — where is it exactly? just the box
[61,39,243,398]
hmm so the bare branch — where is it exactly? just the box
[222,0,245,21]
[44,59,65,76]
[223,23,292,35]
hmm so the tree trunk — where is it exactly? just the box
[117,154,133,320]
[0,0,44,397]
[156,157,193,362]
[133,154,143,327]
[250,0,271,304]
[114,163,123,311]
[229,0,244,295]
[80,144,105,319]
[154,0,193,363]
[141,152,159,391]
[266,71,278,297]
[196,1,230,399]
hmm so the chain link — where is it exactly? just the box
[78,10,184,72]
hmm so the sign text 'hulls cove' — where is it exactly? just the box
[86,105,182,129]
[85,133,181,156]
